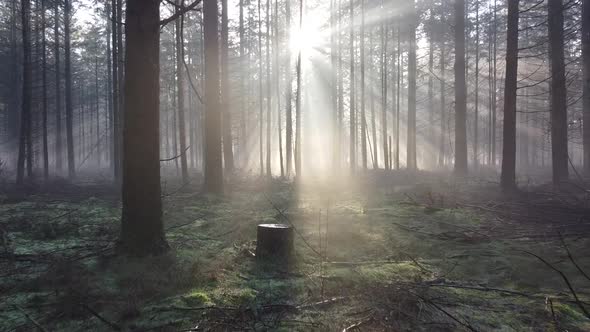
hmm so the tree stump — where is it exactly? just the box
[255,224,294,261]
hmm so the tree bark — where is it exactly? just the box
[349,0,356,172]
[120,0,168,255]
[548,0,569,185]
[204,0,224,193]
[500,0,519,191]
[360,0,367,170]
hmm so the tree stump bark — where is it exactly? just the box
[255,224,294,261]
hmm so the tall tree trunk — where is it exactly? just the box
[120,0,168,255]
[491,0,497,166]
[274,0,283,177]
[407,1,417,170]
[265,0,272,176]
[106,2,113,168]
[176,0,189,183]
[349,0,356,172]
[295,0,303,177]
[454,0,467,174]
[583,0,590,176]
[474,1,480,168]
[428,9,434,169]
[285,0,293,176]
[204,0,224,193]
[95,57,101,168]
[258,0,264,176]
[381,11,388,170]
[111,0,120,180]
[500,0,519,191]
[439,36,446,167]
[548,0,569,185]
[64,0,75,178]
[54,1,62,172]
[395,22,401,170]
[221,0,235,173]
[17,0,32,185]
[360,0,367,170]
[238,0,245,168]
[41,0,48,179]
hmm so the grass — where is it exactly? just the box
[1,175,589,330]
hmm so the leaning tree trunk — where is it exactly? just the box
[500,0,519,191]
[120,0,168,256]
[548,0,569,185]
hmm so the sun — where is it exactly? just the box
[288,20,325,55]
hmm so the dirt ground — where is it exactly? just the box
[1,171,590,331]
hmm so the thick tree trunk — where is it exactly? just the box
[548,0,569,185]
[500,0,519,191]
[204,0,224,193]
[120,0,168,255]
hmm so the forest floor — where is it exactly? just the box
[1,171,590,331]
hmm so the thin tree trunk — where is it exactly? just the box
[17,0,32,185]
[474,1,480,168]
[64,0,75,178]
[176,0,189,183]
[360,0,367,170]
[285,0,293,176]
[454,0,467,174]
[274,0,283,177]
[428,9,434,169]
[500,0,519,191]
[111,0,120,180]
[295,0,303,177]
[349,0,356,172]
[583,0,590,176]
[258,0,264,176]
[381,9,388,170]
[41,0,48,179]
[265,0,272,177]
[221,0,234,173]
[407,1,417,170]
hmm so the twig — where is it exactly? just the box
[14,305,49,332]
[522,250,590,319]
[160,145,191,162]
[410,293,478,332]
[558,232,590,283]
[81,303,121,331]
[342,314,373,332]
